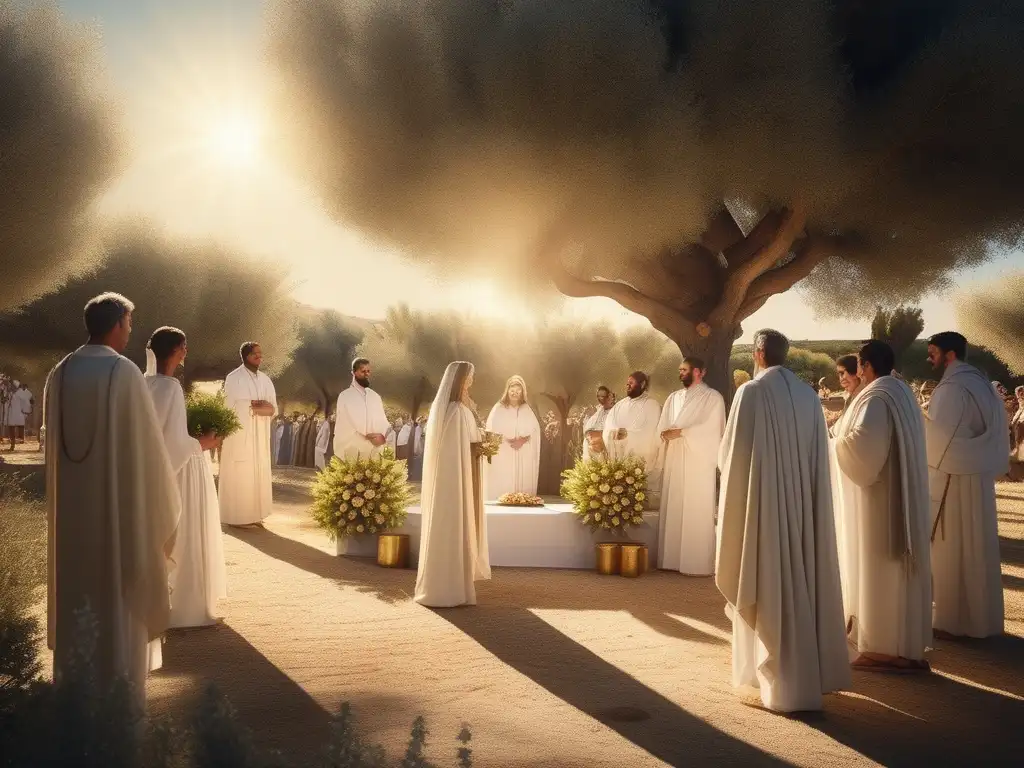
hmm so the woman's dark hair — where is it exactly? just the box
[836,354,859,376]
[448,362,474,403]
[147,326,186,362]
[928,331,968,361]
[858,340,896,377]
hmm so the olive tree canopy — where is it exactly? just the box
[956,274,1024,375]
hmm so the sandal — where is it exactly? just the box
[852,656,930,674]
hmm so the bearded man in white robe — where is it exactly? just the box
[333,357,390,460]
[45,293,180,712]
[603,372,662,498]
[832,340,932,672]
[924,332,1009,639]
[716,329,850,712]
[658,357,726,575]
[219,342,277,527]
[582,386,615,462]
[485,375,542,498]
[315,414,333,470]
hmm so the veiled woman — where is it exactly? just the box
[414,361,491,607]
[145,327,227,628]
[485,375,542,499]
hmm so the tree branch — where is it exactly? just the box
[735,234,841,321]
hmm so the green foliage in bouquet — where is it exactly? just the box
[310,448,413,540]
[185,390,242,440]
[560,455,649,535]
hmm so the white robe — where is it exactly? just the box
[5,387,33,427]
[925,360,1008,638]
[314,419,331,470]
[832,376,932,660]
[272,422,284,465]
[218,366,277,526]
[146,375,227,629]
[582,406,612,462]
[333,379,390,460]
[657,383,726,575]
[716,366,850,712]
[484,403,541,498]
[603,393,663,497]
[415,403,490,607]
[45,345,180,710]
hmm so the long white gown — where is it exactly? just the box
[333,377,390,460]
[657,383,726,575]
[603,393,663,500]
[485,402,541,498]
[146,374,227,628]
[415,367,491,608]
[219,366,277,526]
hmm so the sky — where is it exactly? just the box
[58,0,1024,343]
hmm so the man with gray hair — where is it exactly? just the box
[716,329,850,712]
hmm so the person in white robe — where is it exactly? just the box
[409,418,426,481]
[716,329,850,712]
[832,341,932,672]
[396,418,413,461]
[658,358,726,575]
[333,357,390,460]
[385,420,400,453]
[414,361,491,607]
[924,332,1009,639]
[271,418,284,465]
[5,381,33,450]
[219,342,277,527]
[485,375,542,499]
[603,371,663,499]
[144,327,227,629]
[315,415,333,470]
[582,386,615,462]
[45,293,180,711]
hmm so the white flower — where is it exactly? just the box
[343,474,355,484]
[611,516,620,526]
[375,514,385,525]
[342,490,352,501]
[339,502,349,512]
[589,500,600,509]
[634,503,643,512]
[632,516,644,524]
[612,504,622,513]
[599,483,611,494]
[347,511,357,520]
[602,494,612,505]
[635,491,646,502]
[364,488,377,500]
[355,471,365,481]
[625,476,635,485]
[352,497,365,508]
[345,524,355,535]
[634,468,642,476]
[590,472,599,482]
[601,521,610,529]
[594,512,602,521]
[356,524,365,533]
[612,485,624,494]
[582,514,591,523]
[372,473,382,483]
[587,487,598,497]
[355,483,366,493]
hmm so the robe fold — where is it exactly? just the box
[315,419,332,469]
[271,422,284,465]
[716,366,850,712]
[218,366,277,526]
[582,406,612,462]
[925,360,1008,638]
[657,383,726,575]
[277,421,293,466]
[603,393,663,498]
[333,379,390,460]
[396,422,412,461]
[485,403,541,498]
[146,375,227,629]
[415,403,490,607]
[45,345,181,710]
[832,376,932,660]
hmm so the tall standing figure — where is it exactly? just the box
[415,362,491,607]
[716,329,850,713]
[485,375,541,499]
[924,331,1008,639]
[145,327,228,629]
[44,293,181,712]
[219,342,277,527]
[333,357,390,461]
[603,372,662,495]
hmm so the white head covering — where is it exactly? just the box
[144,348,157,377]
[421,361,474,497]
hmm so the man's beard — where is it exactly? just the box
[681,374,694,388]
[245,360,259,372]
[627,388,642,399]
[355,375,371,388]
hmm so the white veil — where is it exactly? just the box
[420,361,474,501]
[145,347,158,377]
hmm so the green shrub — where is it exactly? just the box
[186,390,243,440]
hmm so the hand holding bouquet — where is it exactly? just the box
[478,430,503,463]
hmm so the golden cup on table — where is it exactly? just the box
[596,542,621,575]
[377,533,410,568]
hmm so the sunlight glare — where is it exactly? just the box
[205,112,261,168]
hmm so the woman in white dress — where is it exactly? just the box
[145,327,227,628]
[414,361,491,607]
[485,375,542,498]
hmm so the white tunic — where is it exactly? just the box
[603,393,663,496]
[832,376,932,660]
[582,406,612,462]
[45,345,180,710]
[5,387,33,427]
[657,383,726,575]
[218,366,277,526]
[333,379,390,460]
[716,366,850,712]
[146,375,227,629]
[314,419,331,469]
[925,360,1008,637]
[484,403,541,498]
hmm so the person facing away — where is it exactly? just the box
[831,340,932,673]
[333,357,390,460]
[924,331,1008,639]
[5,380,33,450]
[485,375,542,498]
[219,342,277,527]
[582,386,615,462]
[414,361,491,608]
[657,356,726,576]
[315,414,334,470]
[144,327,227,629]
[44,292,181,712]
[603,371,663,494]
[716,328,850,712]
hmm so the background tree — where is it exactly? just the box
[275,309,365,416]
[956,274,1024,375]
[871,305,924,372]
[0,224,298,385]
[268,0,1024,403]
[1,4,122,308]
[730,346,837,387]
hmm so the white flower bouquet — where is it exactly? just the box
[478,430,503,464]
[560,455,649,534]
[310,448,413,541]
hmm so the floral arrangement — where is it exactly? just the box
[496,492,544,507]
[478,430,503,463]
[560,455,649,534]
[310,448,413,540]
[185,390,242,440]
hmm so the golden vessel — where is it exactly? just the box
[638,545,649,574]
[620,544,647,578]
[377,534,410,569]
[596,542,621,575]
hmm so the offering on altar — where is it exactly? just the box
[310,448,413,541]
[496,492,544,507]
[478,430,503,463]
[560,455,649,535]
